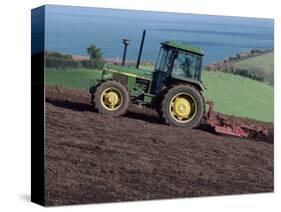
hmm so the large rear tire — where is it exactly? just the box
[94,81,130,116]
[160,84,204,128]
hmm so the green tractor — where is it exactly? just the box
[90,30,206,128]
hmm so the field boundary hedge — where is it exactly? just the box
[45,51,104,69]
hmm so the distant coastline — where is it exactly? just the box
[46,48,273,66]
[205,48,273,70]
[46,50,155,66]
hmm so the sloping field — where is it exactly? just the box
[46,68,102,91]
[202,71,273,122]
[236,52,274,75]
[45,86,273,206]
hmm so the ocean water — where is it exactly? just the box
[40,5,273,64]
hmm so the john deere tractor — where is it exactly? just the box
[90,30,205,128]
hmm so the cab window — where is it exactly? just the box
[172,50,202,80]
[155,47,173,73]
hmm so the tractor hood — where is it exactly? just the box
[103,63,153,80]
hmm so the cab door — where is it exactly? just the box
[151,47,174,95]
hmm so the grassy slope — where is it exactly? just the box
[202,71,273,122]
[235,52,274,74]
[46,68,103,91]
[46,68,273,122]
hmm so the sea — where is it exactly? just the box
[33,5,274,64]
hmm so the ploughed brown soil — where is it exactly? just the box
[45,86,274,206]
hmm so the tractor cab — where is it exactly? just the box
[152,41,204,95]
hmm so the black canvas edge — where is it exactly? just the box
[31,5,46,206]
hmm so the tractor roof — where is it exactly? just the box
[162,40,204,56]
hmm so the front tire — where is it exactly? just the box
[160,84,204,128]
[94,81,130,116]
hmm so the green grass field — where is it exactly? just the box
[202,71,273,122]
[236,52,274,74]
[46,67,273,122]
[46,68,103,91]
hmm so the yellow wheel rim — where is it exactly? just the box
[101,87,123,111]
[169,92,197,123]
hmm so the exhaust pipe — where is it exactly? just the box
[136,30,146,69]
[121,38,130,66]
